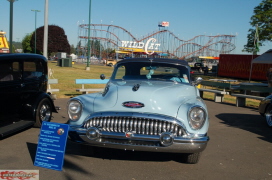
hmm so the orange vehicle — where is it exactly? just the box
[0,31,9,53]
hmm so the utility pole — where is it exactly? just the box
[43,0,49,59]
[86,0,91,70]
[7,0,17,53]
[31,9,40,54]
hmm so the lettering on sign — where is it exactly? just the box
[121,38,161,55]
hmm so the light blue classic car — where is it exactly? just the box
[67,58,209,164]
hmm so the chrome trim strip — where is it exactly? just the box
[76,133,209,153]
[73,127,208,143]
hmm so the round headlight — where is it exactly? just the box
[188,106,206,130]
[68,100,82,121]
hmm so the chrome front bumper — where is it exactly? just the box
[68,127,209,153]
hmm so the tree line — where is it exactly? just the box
[21,25,115,59]
[243,0,272,54]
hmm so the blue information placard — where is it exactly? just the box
[34,122,69,171]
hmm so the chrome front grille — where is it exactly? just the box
[83,116,185,136]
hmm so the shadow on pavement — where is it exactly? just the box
[26,142,38,163]
[27,140,189,169]
[216,113,272,143]
[65,140,185,163]
[26,141,94,177]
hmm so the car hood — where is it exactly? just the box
[93,80,199,117]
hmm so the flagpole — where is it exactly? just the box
[249,25,259,82]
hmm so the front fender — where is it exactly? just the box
[22,92,57,120]
[68,93,99,126]
[259,97,272,115]
[176,96,209,135]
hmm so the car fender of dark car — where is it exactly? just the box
[22,91,57,120]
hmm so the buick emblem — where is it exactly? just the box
[123,101,144,108]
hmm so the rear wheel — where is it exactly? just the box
[34,98,52,127]
[181,152,201,164]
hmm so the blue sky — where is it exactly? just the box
[1,0,271,55]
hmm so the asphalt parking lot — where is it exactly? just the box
[0,98,272,180]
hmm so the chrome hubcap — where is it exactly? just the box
[40,104,51,121]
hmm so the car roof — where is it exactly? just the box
[0,53,47,62]
[117,58,189,66]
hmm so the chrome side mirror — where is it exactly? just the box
[100,74,105,80]
[193,77,203,86]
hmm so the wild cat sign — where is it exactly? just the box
[120,38,161,55]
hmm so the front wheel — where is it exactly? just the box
[265,104,272,127]
[34,98,52,127]
[181,152,202,164]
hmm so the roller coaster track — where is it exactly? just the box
[78,24,236,58]
[80,24,138,41]
[79,36,118,46]
[80,28,121,42]
[178,41,236,59]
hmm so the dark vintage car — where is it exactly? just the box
[0,53,57,138]
[190,63,209,73]
[67,58,209,164]
[258,95,272,127]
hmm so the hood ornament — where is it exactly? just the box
[132,84,140,91]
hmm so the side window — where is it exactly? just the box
[114,66,126,80]
[24,61,43,79]
[140,67,149,75]
[0,61,21,82]
[12,62,21,80]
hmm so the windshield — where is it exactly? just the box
[112,62,190,83]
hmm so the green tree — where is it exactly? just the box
[21,33,33,53]
[76,40,82,55]
[243,0,272,53]
[70,44,76,54]
[91,40,104,58]
[104,48,115,59]
[7,44,16,53]
[79,40,104,58]
[13,41,22,49]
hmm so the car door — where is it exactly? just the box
[22,59,45,94]
[0,60,22,121]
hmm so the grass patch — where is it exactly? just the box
[48,62,113,98]
[202,92,260,108]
